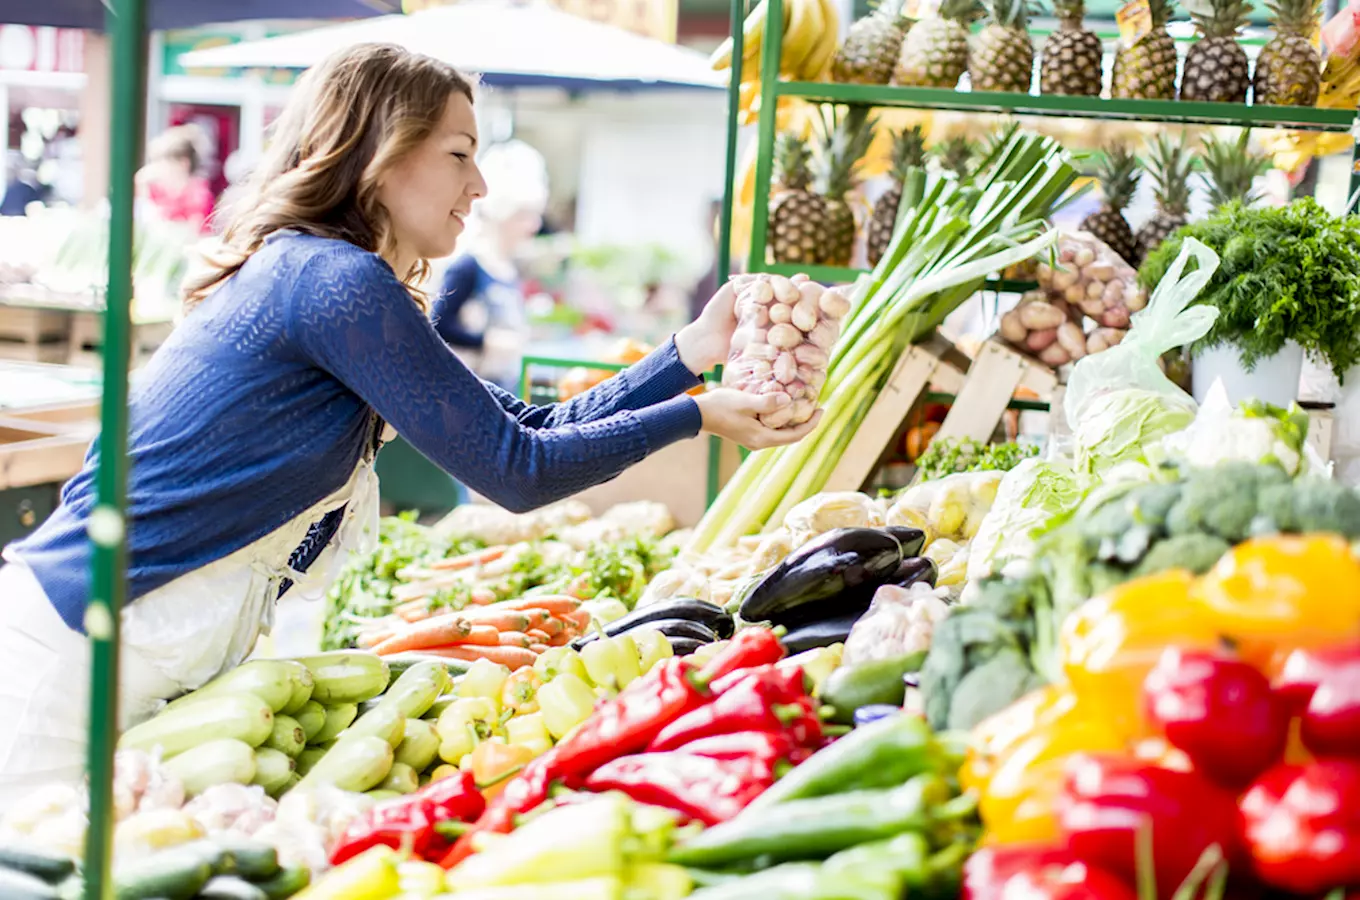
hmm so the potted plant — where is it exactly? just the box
[1139,197,1360,408]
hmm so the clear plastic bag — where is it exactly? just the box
[723,273,850,429]
[842,582,952,666]
[885,470,1004,544]
[1037,232,1148,330]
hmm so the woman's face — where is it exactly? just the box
[378,92,487,266]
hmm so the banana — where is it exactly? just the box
[799,0,839,80]
[710,0,772,70]
[781,0,817,77]
[793,0,828,79]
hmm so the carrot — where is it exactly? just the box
[549,632,573,647]
[561,609,592,631]
[469,588,497,605]
[371,614,475,655]
[511,609,555,630]
[526,628,551,644]
[455,609,532,632]
[495,595,581,615]
[422,644,538,668]
[530,643,551,654]
[537,618,565,638]
[456,624,502,646]
[430,546,508,571]
[498,631,533,649]
[395,600,431,623]
[358,629,395,649]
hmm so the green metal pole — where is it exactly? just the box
[747,0,784,272]
[85,0,147,896]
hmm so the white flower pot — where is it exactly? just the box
[1192,341,1304,409]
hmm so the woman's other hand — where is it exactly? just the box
[694,388,823,450]
[675,280,739,376]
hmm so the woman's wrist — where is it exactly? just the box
[674,323,718,377]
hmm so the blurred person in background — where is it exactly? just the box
[136,125,215,234]
[0,152,45,217]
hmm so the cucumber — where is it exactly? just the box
[162,740,258,796]
[112,844,214,899]
[215,841,279,881]
[296,735,393,793]
[0,868,59,899]
[375,661,448,719]
[341,706,405,748]
[309,703,357,744]
[385,654,471,686]
[251,748,296,797]
[295,748,327,777]
[163,661,299,714]
[819,651,926,725]
[199,876,267,900]
[294,652,389,705]
[254,867,309,900]
[263,715,306,758]
[120,694,274,758]
[364,789,403,802]
[0,846,76,883]
[278,663,315,716]
[393,719,439,772]
[378,762,419,794]
[293,701,327,743]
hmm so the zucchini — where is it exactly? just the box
[341,706,405,748]
[378,762,419,794]
[251,748,296,797]
[296,735,393,793]
[278,663,316,716]
[374,661,448,719]
[310,703,357,744]
[162,740,257,796]
[215,841,278,881]
[393,719,440,772]
[294,652,389,705]
[819,651,926,725]
[254,867,309,900]
[163,661,300,714]
[0,846,76,884]
[295,748,327,777]
[263,715,306,758]
[293,701,327,744]
[364,789,403,802]
[112,845,214,899]
[385,654,471,685]
[0,868,59,899]
[120,694,274,758]
[278,773,301,795]
[199,876,267,900]
[423,695,458,722]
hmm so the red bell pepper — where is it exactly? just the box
[648,666,821,752]
[1274,640,1360,712]
[963,845,1137,900]
[672,729,812,768]
[1058,754,1240,898]
[584,751,775,825]
[698,627,786,683]
[1142,647,1290,787]
[329,771,485,865]
[1239,759,1360,894]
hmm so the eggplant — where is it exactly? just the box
[887,556,938,589]
[739,528,903,625]
[666,636,706,656]
[600,598,734,639]
[780,611,865,654]
[572,616,720,650]
[880,526,927,558]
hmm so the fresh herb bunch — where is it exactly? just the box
[1139,198,1360,380]
[915,436,1038,481]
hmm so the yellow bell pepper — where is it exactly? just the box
[1193,535,1360,668]
[292,846,401,900]
[963,685,1074,795]
[1060,570,1220,738]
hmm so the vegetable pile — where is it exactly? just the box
[914,437,1037,483]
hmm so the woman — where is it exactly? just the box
[0,44,819,801]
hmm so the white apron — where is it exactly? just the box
[0,423,389,807]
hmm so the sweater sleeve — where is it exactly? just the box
[431,255,486,349]
[286,245,702,513]
[481,338,704,429]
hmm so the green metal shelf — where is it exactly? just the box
[755,260,1037,293]
[774,82,1359,133]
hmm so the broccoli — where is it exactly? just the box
[1132,533,1232,578]
[947,647,1046,731]
[1165,462,1284,542]
[918,607,1030,731]
[1275,477,1360,537]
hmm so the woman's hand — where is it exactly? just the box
[694,388,823,450]
[675,281,739,376]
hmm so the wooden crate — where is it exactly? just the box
[68,313,174,369]
[0,307,71,363]
[0,416,90,491]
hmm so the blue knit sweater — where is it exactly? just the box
[10,232,703,633]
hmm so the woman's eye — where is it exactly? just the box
[451,153,468,161]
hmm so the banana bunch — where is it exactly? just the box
[710,0,841,124]
[1259,46,1360,172]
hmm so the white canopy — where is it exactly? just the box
[177,0,726,90]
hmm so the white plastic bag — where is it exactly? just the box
[842,582,951,666]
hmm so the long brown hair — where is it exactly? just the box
[183,43,475,310]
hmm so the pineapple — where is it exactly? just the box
[812,107,878,267]
[867,126,927,266]
[1111,0,1177,99]
[1253,0,1322,106]
[1133,134,1193,265]
[970,0,1037,93]
[769,133,831,265]
[1079,143,1141,265]
[1200,129,1267,208]
[1181,0,1253,102]
[894,0,985,88]
[1040,0,1104,96]
[936,135,976,180]
[833,0,915,85]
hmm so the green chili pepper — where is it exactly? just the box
[682,863,897,900]
[743,713,943,812]
[668,774,950,868]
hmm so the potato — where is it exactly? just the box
[1026,327,1058,351]
[1039,343,1072,366]
[999,310,1027,343]
[1057,321,1087,359]
[1017,300,1065,331]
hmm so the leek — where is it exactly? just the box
[688,130,1082,554]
